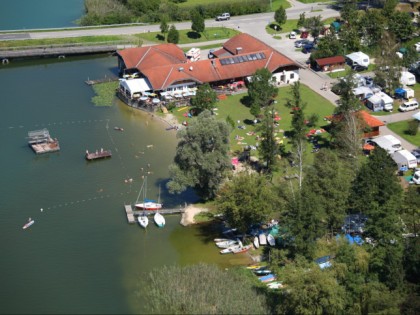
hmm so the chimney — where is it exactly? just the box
[178,67,184,72]
[236,47,242,54]
[189,66,193,71]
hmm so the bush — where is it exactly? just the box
[406,120,419,136]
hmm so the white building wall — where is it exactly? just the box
[272,70,299,85]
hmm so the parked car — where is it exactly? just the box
[352,64,367,72]
[216,13,230,21]
[294,39,310,48]
[300,31,309,38]
[302,43,315,54]
[289,31,297,39]
[208,49,215,59]
[411,149,420,164]
[399,100,419,112]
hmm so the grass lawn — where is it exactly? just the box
[168,84,335,155]
[178,0,291,10]
[387,120,420,147]
[266,17,338,37]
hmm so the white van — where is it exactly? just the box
[399,100,419,112]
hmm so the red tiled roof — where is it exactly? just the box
[326,110,385,128]
[212,48,231,58]
[117,34,299,90]
[315,56,345,67]
[117,44,186,69]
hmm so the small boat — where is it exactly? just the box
[22,218,35,230]
[114,127,124,131]
[220,245,241,254]
[216,240,238,248]
[214,238,231,243]
[232,244,253,254]
[259,233,267,245]
[254,269,272,276]
[253,236,260,249]
[267,234,276,246]
[259,274,276,282]
[267,281,283,289]
[154,212,165,228]
[222,227,237,235]
[246,265,261,270]
[135,200,163,211]
[137,214,148,228]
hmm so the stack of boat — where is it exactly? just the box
[214,238,253,254]
[253,233,276,249]
[247,265,283,290]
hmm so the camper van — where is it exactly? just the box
[371,135,402,154]
[185,48,201,62]
[392,150,418,169]
[346,51,370,68]
[400,71,416,86]
[413,171,420,184]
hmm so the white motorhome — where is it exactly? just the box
[346,51,370,68]
[400,71,416,86]
[185,48,201,62]
[371,135,402,154]
[413,171,420,184]
[392,149,418,169]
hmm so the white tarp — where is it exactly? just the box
[119,78,152,97]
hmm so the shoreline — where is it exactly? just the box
[180,204,209,226]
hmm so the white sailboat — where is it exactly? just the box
[137,213,149,228]
[135,177,162,210]
[154,212,165,228]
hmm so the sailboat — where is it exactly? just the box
[135,177,162,210]
[137,212,149,228]
[154,212,165,228]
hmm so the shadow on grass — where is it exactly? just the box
[155,34,165,41]
[187,31,202,39]
[240,95,252,107]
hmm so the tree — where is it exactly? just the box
[191,9,205,34]
[166,24,179,44]
[216,173,279,236]
[167,110,231,200]
[303,15,323,38]
[297,12,306,30]
[137,263,270,314]
[340,0,358,24]
[382,0,398,17]
[190,83,217,114]
[278,262,346,314]
[247,68,278,117]
[310,33,343,62]
[159,15,169,40]
[304,150,354,236]
[274,6,287,29]
[388,11,414,41]
[359,9,386,47]
[256,106,279,173]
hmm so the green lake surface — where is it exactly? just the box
[0,0,84,30]
[0,55,251,314]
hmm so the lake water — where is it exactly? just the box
[0,55,251,314]
[0,0,85,30]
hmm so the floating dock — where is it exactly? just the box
[85,149,112,161]
[124,204,185,224]
[27,129,60,154]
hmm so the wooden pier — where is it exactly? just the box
[85,149,112,161]
[124,204,185,224]
[27,129,60,154]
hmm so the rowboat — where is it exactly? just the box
[267,281,283,289]
[154,212,165,228]
[253,236,259,249]
[138,214,148,228]
[214,238,231,242]
[246,265,261,270]
[232,244,253,254]
[259,274,276,282]
[22,218,35,230]
[220,245,241,254]
[254,269,272,276]
[259,233,267,245]
[267,234,276,246]
[216,240,238,248]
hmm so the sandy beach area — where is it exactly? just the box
[180,204,208,226]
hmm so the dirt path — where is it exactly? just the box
[180,204,208,226]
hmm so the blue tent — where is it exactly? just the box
[395,88,406,98]
[345,234,354,244]
[353,235,364,245]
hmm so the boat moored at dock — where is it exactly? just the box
[85,148,112,161]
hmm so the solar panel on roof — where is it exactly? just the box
[261,52,266,59]
[233,57,240,63]
[229,58,234,64]
[220,59,227,65]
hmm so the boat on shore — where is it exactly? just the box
[154,212,165,228]
[259,233,267,245]
[267,234,276,246]
[22,218,35,230]
[138,214,148,228]
[214,238,231,242]
[216,239,239,248]
[232,244,253,254]
[253,236,260,249]
[220,245,241,254]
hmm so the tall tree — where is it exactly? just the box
[167,110,231,200]
[216,173,279,237]
[166,24,179,44]
[303,15,323,38]
[256,106,279,173]
[159,15,169,40]
[191,9,205,34]
[297,12,306,30]
[304,150,354,236]
[274,6,287,29]
[247,68,278,117]
[340,0,358,24]
[137,263,270,314]
[190,83,217,114]
[359,9,386,47]
[388,11,414,42]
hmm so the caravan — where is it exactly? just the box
[392,150,418,169]
[346,51,370,68]
[371,135,402,154]
[400,71,416,86]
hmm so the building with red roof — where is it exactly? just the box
[314,56,345,72]
[116,33,300,103]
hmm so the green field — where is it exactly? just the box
[387,120,420,147]
[266,17,337,36]
[169,84,335,154]
[178,0,291,11]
